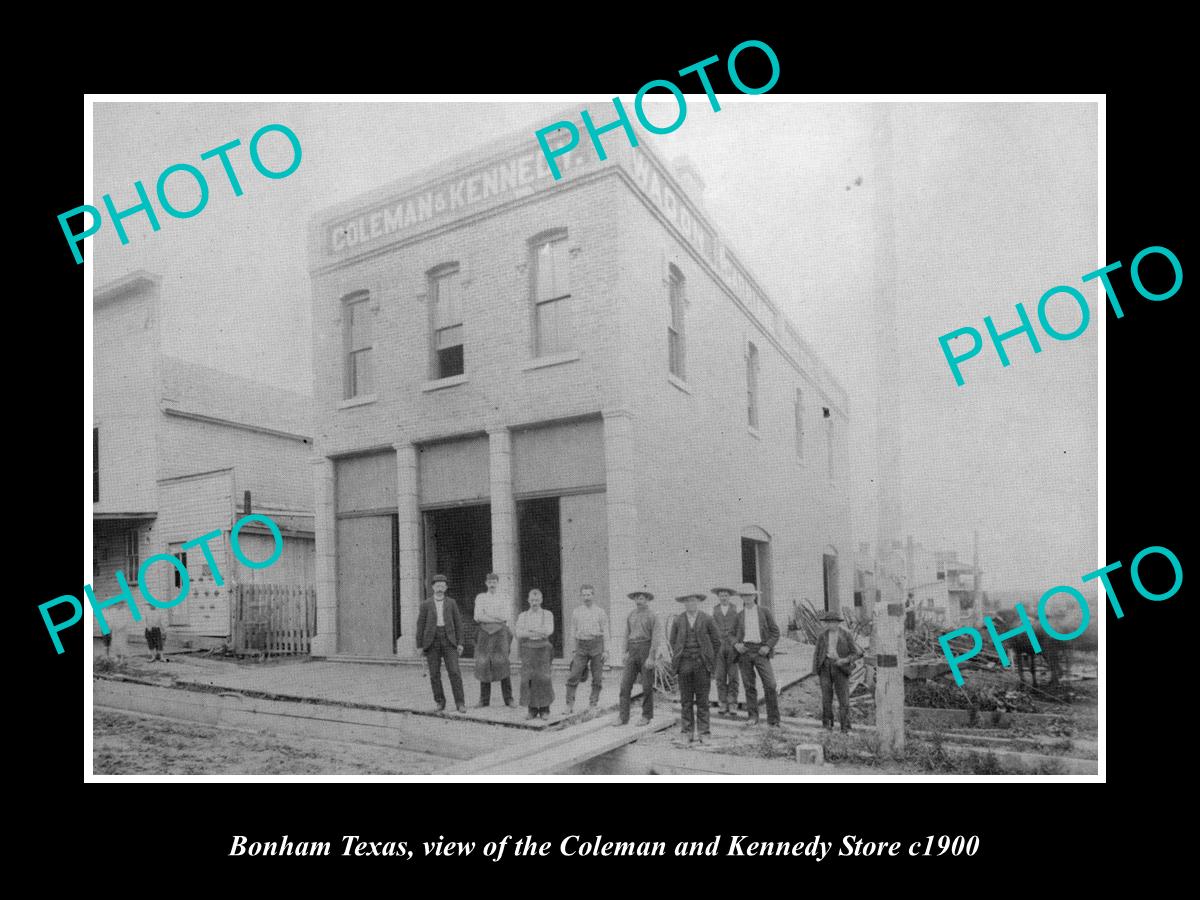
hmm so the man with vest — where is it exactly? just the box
[813,609,865,732]
[415,574,466,713]
[710,586,741,716]
[733,582,781,727]
[668,592,723,744]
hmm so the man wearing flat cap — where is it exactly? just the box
[613,588,662,727]
[733,582,781,727]
[813,609,865,732]
[669,593,723,743]
[416,574,466,713]
[711,586,741,716]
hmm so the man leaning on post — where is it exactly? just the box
[416,574,467,713]
[734,582,781,727]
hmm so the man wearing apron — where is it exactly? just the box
[473,573,515,708]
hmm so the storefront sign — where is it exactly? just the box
[328,144,593,254]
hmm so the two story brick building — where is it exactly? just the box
[307,113,852,662]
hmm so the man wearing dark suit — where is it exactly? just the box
[813,609,865,732]
[710,586,741,716]
[415,574,466,713]
[733,582,781,727]
[668,593,724,744]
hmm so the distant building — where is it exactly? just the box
[306,112,853,662]
[853,539,982,627]
[92,271,315,650]
[934,549,983,625]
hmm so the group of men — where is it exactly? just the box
[416,575,865,741]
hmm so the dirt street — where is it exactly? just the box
[94,710,448,775]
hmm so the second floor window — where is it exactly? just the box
[794,389,805,459]
[824,406,835,479]
[431,266,464,379]
[668,265,686,379]
[344,293,373,399]
[533,232,571,356]
[746,342,760,429]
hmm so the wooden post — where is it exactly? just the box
[870,104,905,756]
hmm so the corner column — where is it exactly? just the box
[602,408,640,660]
[488,428,519,620]
[395,441,424,659]
[310,456,338,658]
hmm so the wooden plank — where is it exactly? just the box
[94,679,495,759]
[440,715,622,774]
[611,745,824,776]
[443,713,676,775]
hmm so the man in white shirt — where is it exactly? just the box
[473,573,515,708]
[564,584,611,714]
[733,582,781,727]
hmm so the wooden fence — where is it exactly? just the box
[231,584,317,656]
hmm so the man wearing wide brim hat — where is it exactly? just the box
[710,586,741,716]
[668,592,723,743]
[613,587,662,727]
[813,608,864,733]
[733,583,782,727]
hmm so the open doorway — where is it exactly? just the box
[741,531,773,612]
[423,504,491,658]
[822,552,840,612]
[517,497,563,657]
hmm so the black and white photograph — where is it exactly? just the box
[83,96,1104,779]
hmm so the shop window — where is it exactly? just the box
[125,528,140,585]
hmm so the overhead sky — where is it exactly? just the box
[92,99,1098,596]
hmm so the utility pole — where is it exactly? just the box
[870,104,905,755]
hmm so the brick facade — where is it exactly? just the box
[309,116,851,660]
